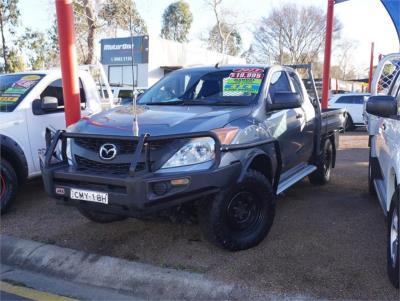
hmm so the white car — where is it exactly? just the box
[329,93,370,130]
[366,53,400,288]
[0,70,102,213]
[98,86,147,106]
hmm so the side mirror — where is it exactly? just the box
[269,92,302,110]
[366,95,398,118]
[41,96,59,111]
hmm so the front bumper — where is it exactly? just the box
[41,130,242,217]
[41,161,241,217]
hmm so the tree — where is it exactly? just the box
[6,48,25,72]
[160,0,193,42]
[18,28,59,70]
[70,0,148,64]
[205,0,243,56]
[208,22,241,56]
[251,4,342,65]
[0,0,20,72]
[73,0,98,65]
[99,0,147,38]
[333,39,357,80]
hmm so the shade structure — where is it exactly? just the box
[381,0,400,44]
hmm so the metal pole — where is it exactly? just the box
[55,0,81,126]
[129,12,139,137]
[321,0,335,109]
[368,42,374,92]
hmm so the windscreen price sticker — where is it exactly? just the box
[229,68,264,79]
[224,78,262,94]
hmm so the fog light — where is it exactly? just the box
[152,181,170,196]
[170,178,190,186]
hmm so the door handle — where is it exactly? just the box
[296,113,303,119]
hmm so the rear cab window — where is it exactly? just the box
[0,74,44,112]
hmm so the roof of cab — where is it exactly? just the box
[176,64,270,72]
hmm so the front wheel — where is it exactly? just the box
[78,205,128,223]
[309,139,333,185]
[387,188,399,288]
[199,170,275,251]
[1,159,18,214]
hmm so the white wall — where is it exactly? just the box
[147,36,245,87]
[104,36,246,88]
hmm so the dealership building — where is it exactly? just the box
[100,35,245,88]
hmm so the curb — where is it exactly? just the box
[0,235,250,300]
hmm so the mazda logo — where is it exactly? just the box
[99,143,117,160]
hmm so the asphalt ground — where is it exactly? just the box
[1,131,399,300]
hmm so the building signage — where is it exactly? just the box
[100,36,149,65]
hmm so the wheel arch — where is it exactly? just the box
[240,150,275,186]
[0,135,28,183]
[322,132,337,168]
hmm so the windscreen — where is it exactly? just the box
[138,68,266,106]
[0,74,44,112]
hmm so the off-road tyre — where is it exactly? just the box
[198,169,275,251]
[387,188,399,288]
[0,158,18,214]
[78,206,128,223]
[309,138,333,185]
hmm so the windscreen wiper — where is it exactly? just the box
[208,101,247,106]
[143,100,185,105]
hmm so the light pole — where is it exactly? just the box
[321,0,349,109]
[55,0,81,126]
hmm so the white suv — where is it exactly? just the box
[329,93,370,130]
[366,53,400,288]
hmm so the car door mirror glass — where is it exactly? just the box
[269,92,302,110]
[41,96,59,111]
[366,95,398,118]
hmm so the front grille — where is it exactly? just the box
[74,138,169,154]
[74,138,136,154]
[75,155,146,175]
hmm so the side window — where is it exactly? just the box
[353,96,365,105]
[288,72,304,102]
[41,79,64,107]
[118,90,133,99]
[268,71,291,100]
[40,78,86,111]
[79,79,86,105]
[335,96,353,104]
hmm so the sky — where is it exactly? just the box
[17,0,400,76]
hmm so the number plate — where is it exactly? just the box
[70,188,108,204]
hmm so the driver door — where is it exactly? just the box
[264,71,303,172]
[27,78,88,171]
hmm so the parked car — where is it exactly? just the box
[0,70,102,214]
[41,65,345,251]
[366,52,400,288]
[98,86,147,106]
[329,93,370,130]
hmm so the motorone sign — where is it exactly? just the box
[100,35,149,65]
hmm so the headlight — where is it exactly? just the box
[161,137,215,169]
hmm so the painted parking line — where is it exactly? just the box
[0,281,77,301]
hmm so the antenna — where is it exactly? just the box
[129,9,139,136]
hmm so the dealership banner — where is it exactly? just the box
[100,36,149,65]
